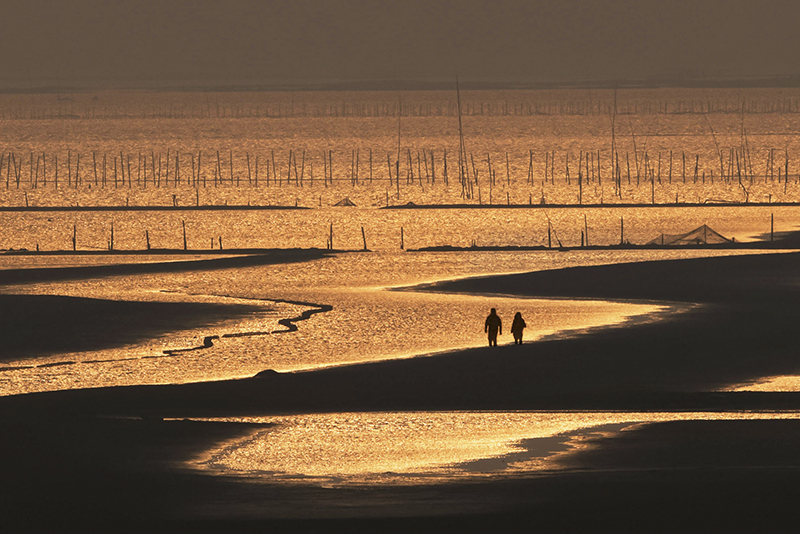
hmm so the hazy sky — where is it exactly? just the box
[3,0,800,86]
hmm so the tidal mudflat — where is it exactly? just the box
[4,87,800,530]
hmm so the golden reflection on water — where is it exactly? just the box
[726,375,800,392]
[194,411,800,485]
[4,88,800,210]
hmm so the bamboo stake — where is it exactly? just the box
[626,153,631,184]
[230,149,235,186]
[216,151,222,187]
[584,214,589,246]
[682,151,686,183]
[597,149,601,185]
[443,149,448,185]
[544,151,549,183]
[669,150,673,183]
[271,150,277,187]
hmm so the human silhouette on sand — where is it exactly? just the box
[511,312,526,345]
[484,308,502,346]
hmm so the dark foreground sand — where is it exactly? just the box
[4,251,800,530]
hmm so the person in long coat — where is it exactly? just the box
[511,312,526,345]
[484,308,502,346]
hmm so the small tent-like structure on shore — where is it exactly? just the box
[647,224,732,246]
[333,197,357,207]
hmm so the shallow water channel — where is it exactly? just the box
[191,411,800,486]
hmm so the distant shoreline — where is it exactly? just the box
[0,201,795,212]
[3,75,800,94]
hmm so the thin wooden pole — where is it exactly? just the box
[230,149,236,186]
[246,153,252,185]
[182,220,187,250]
[584,214,589,246]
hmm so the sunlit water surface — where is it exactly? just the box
[2,205,800,252]
[727,375,800,392]
[192,411,800,486]
[5,88,800,210]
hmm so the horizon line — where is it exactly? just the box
[2,74,800,94]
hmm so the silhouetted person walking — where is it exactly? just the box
[485,308,502,346]
[511,312,526,345]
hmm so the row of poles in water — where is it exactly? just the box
[0,148,798,203]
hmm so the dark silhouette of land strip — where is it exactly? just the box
[409,242,795,252]
[382,201,800,209]
[0,294,264,362]
[0,248,335,287]
[0,205,308,212]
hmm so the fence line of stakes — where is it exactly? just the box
[0,147,797,208]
